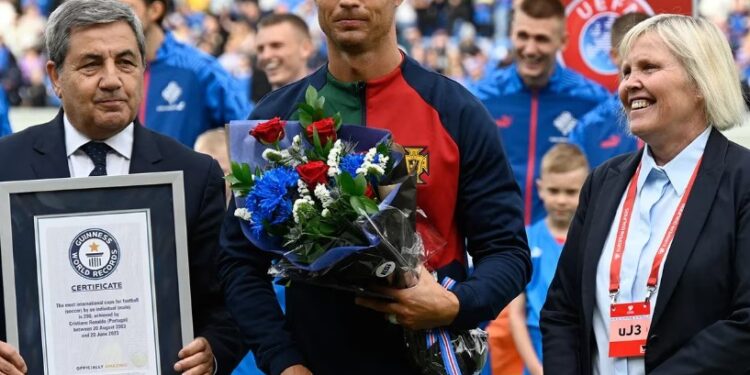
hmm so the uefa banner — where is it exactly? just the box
[561,0,696,91]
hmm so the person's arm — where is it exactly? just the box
[188,160,245,374]
[217,198,306,375]
[509,294,543,375]
[448,91,531,329]
[540,173,593,374]
[648,188,750,374]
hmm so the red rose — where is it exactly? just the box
[306,117,337,143]
[250,117,286,145]
[365,184,375,199]
[296,161,329,187]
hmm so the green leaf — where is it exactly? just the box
[318,221,336,235]
[315,96,325,110]
[298,103,316,116]
[350,195,366,215]
[338,173,356,195]
[333,112,343,130]
[353,174,367,196]
[305,86,318,106]
[299,111,313,126]
[312,125,323,154]
[360,196,380,214]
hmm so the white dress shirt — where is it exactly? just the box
[64,115,133,177]
[592,126,710,375]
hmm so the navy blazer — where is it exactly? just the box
[0,111,243,374]
[542,128,750,374]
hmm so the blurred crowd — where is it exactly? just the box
[2,0,513,108]
[2,0,750,108]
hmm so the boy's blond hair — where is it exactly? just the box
[540,143,589,175]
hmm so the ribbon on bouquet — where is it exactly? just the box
[425,277,462,375]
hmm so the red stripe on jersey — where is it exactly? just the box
[365,66,462,269]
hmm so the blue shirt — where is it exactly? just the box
[568,93,640,168]
[472,63,608,225]
[140,32,251,147]
[0,89,11,137]
[592,127,710,375]
[525,219,563,329]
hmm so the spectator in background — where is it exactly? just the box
[568,12,649,168]
[0,38,23,106]
[255,13,313,91]
[0,88,11,137]
[119,0,251,148]
[508,143,589,375]
[471,1,607,373]
[473,0,607,227]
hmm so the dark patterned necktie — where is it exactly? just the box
[81,142,112,176]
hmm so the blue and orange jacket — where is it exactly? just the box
[218,54,530,375]
[472,63,608,225]
[568,93,642,168]
[138,32,251,147]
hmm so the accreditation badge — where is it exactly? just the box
[609,302,650,357]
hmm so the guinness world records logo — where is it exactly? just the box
[562,0,654,91]
[69,228,121,280]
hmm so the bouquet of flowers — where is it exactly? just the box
[226,86,487,374]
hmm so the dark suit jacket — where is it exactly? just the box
[0,111,243,374]
[541,128,750,374]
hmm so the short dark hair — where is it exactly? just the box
[145,0,173,26]
[610,12,650,49]
[257,13,311,40]
[519,0,565,20]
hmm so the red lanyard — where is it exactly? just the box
[609,157,703,302]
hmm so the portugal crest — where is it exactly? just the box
[69,228,121,280]
[404,146,430,184]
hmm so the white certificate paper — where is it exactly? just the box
[35,210,160,374]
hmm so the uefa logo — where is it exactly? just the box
[563,0,654,89]
[69,228,121,280]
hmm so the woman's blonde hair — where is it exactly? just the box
[619,14,746,130]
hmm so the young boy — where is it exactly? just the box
[508,143,589,375]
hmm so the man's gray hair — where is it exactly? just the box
[45,0,146,70]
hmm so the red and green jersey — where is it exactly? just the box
[220,54,530,375]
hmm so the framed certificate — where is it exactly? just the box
[0,172,193,374]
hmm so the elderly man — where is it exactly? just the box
[0,0,243,373]
[218,0,531,372]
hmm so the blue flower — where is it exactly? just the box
[245,167,299,237]
[339,153,365,177]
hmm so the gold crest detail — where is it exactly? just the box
[404,146,429,184]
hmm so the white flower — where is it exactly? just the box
[293,198,314,223]
[297,179,310,196]
[234,208,252,221]
[321,208,331,218]
[327,140,344,176]
[314,183,334,208]
[356,147,386,176]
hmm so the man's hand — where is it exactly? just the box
[174,337,214,374]
[0,341,26,375]
[355,267,460,330]
[281,364,313,375]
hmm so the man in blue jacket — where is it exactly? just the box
[567,12,649,168]
[119,0,251,148]
[472,0,608,226]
